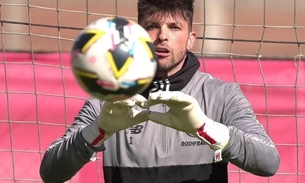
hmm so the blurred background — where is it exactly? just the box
[0,0,304,183]
[1,0,305,58]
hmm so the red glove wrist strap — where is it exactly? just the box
[197,123,217,145]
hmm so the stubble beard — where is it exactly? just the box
[156,49,187,77]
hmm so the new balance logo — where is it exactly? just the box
[128,125,144,134]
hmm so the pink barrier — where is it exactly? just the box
[0,52,304,183]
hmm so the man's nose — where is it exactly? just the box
[157,26,169,42]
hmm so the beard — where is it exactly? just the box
[156,49,187,77]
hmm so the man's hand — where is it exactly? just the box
[142,91,230,152]
[82,94,149,147]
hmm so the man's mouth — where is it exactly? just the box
[155,47,171,57]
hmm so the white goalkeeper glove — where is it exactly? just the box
[82,94,149,147]
[142,91,230,161]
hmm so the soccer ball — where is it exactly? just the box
[71,16,157,102]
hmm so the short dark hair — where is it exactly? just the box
[137,0,195,30]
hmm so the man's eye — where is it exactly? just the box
[146,25,158,30]
[170,26,180,30]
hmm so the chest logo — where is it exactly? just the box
[128,125,144,134]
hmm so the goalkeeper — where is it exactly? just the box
[40,0,280,182]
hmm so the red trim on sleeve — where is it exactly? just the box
[91,128,106,146]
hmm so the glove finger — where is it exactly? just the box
[115,109,149,130]
[150,91,171,100]
[148,111,172,127]
[113,94,147,107]
[102,101,116,112]
[130,109,150,123]
[147,91,192,106]
[145,91,170,106]
[132,94,148,108]
[101,99,133,115]
[148,111,196,133]
[113,97,136,107]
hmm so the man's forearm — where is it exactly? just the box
[39,128,98,183]
[222,126,280,176]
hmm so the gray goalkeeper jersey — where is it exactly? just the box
[40,53,280,183]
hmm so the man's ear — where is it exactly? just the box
[187,31,197,50]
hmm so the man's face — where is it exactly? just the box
[140,14,196,77]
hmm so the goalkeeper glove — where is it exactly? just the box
[82,94,149,147]
[142,91,230,161]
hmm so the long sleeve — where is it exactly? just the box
[40,98,104,183]
[221,84,280,176]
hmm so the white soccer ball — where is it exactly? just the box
[71,16,157,101]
